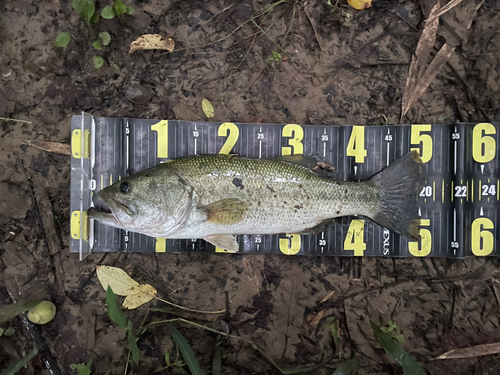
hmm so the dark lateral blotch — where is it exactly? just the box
[232,178,244,190]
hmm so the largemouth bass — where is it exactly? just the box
[88,151,423,252]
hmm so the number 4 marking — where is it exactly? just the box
[344,219,366,256]
[346,126,366,163]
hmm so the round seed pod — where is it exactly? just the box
[28,301,56,325]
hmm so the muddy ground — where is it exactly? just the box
[1,0,500,374]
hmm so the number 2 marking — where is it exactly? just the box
[218,122,239,154]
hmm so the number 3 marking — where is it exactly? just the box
[281,124,304,155]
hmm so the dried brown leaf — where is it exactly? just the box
[320,290,336,303]
[123,284,157,309]
[304,310,325,334]
[129,34,175,54]
[403,43,455,117]
[435,342,500,360]
[402,2,441,119]
[303,5,326,52]
[492,278,500,306]
[426,0,466,23]
[16,140,71,155]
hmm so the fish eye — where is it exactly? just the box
[119,181,131,193]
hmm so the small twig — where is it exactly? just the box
[0,117,32,124]
[154,296,226,314]
[123,350,131,375]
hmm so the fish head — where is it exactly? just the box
[88,167,192,236]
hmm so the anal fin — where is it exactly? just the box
[204,234,239,253]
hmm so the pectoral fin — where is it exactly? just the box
[204,234,239,253]
[204,198,249,225]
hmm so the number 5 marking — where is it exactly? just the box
[218,122,239,154]
[408,219,431,257]
[282,124,304,155]
[410,125,433,163]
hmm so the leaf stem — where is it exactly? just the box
[154,296,226,314]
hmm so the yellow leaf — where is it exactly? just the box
[96,266,139,296]
[347,0,372,10]
[202,98,214,119]
[129,34,175,54]
[122,284,157,309]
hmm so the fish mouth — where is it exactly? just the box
[88,192,134,227]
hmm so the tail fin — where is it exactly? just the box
[368,151,424,240]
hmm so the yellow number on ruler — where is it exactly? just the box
[71,211,89,240]
[155,238,166,252]
[472,123,496,163]
[218,122,239,154]
[71,129,90,159]
[281,124,304,155]
[279,234,301,255]
[151,120,169,158]
[344,219,366,256]
[408,219,431,257]
[410,125,433,163]
[346,126,367,163]
[471,218,494,256]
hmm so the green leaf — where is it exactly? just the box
[90,11,100,24]
[73,360,92,375]
[55,32,71,47]
[101,6,115,19]
[114,0,127,15]
[331,357,359,375]
[0,301,41,323]
[82,0,95,26]
[0,349,37,375]
[0,328,4,337]
[93,41,102,50]
[99,32,111,46]
[106,286,126,328]
[128,330,140,364]
[126,6,135,15]
[326,317,339,351]
[212,345,221,375]
[108,59,120,71]
[165,351,171,366]
[371,321,426,375]
[167,324,202,375]
[4,327,14,336]
[72,0,87,14]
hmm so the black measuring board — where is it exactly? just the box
[70,113,499,260]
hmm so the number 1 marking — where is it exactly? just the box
[151,120,169,158]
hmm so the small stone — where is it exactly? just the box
[125,85,152,104]
[311,76,322,87]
